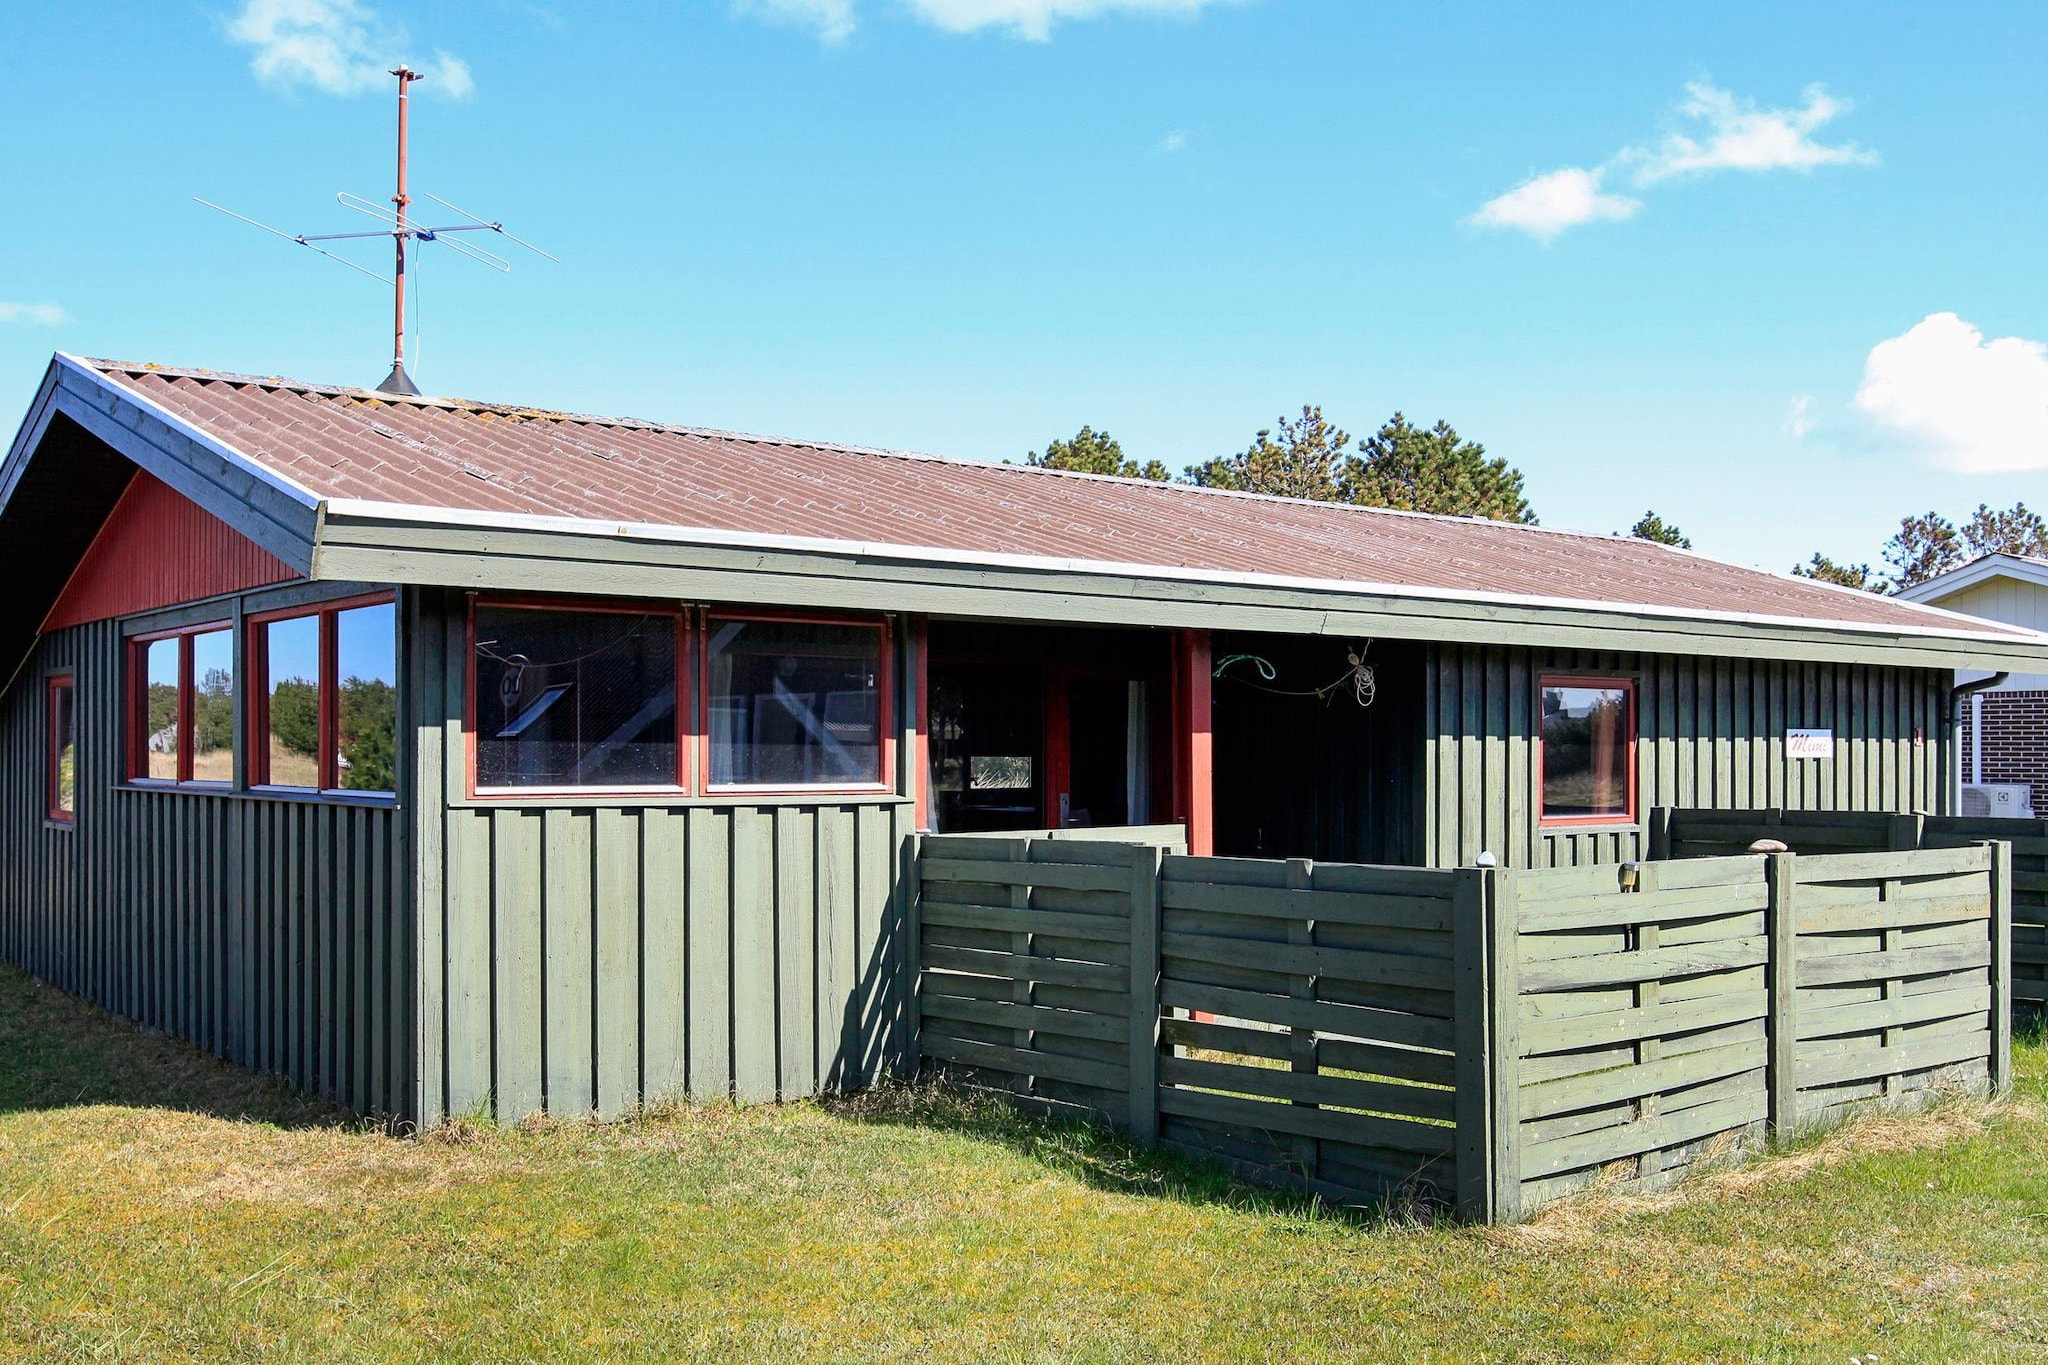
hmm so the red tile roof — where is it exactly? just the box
[79,358,2029,641]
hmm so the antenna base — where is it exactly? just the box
[377,361,421,396]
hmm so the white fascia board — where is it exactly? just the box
[1898,554,2048,604]
[320,497,2048,650]
[53,354,324,511]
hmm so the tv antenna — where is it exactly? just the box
[196,65,555,395]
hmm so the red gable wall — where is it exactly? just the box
[41,470,299,631]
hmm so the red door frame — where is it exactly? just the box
[1170,628,1214,856]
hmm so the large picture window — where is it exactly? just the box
[249,595,397,794]
[47,673,75,824]
[706,615,887,791]
[1539,676,1636,825]
[129,622,234,786]
[473,603,683,791]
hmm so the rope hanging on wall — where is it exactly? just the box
[1214,642,1376,708]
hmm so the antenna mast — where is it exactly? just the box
[195,66,555,395]
[384,66,420,395]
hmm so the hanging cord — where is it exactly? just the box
[1214,641,1376,707]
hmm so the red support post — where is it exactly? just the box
[911,616,931,833]
[1172,628,1214,856]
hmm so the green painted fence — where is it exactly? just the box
[913,833,2010,1223]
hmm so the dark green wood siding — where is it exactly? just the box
[0,619,411,1117]
[406,589,916,1126]
[1423,644,1953,869]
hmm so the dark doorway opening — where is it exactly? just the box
[1210,633,1425,865]
[927,622,1170,835]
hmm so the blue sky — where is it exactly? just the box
[3,1,2044,573]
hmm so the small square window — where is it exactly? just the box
[130,624,234,786]
[250,596,398,794]
[705,616,886,790]
[1539,678,1636,825]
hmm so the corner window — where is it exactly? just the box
[473,603,684,791]
[1539,677,1636,825]
[705,615,887,790]
[47,673,75,823]
[129,623,234,786]
[249,596,397,794]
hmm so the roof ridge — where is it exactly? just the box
[79,355,1708,551]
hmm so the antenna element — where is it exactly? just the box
[195,64,555,394]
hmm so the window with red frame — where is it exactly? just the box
[250,596,398,794]
[1539,677,1636,825]
[473,602,687,792]
[47,673,76,823]
[129,623,234,785]
[704,614,888,791]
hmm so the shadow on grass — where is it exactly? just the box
[0,964,353,1131]
[823,1070,1445,1231]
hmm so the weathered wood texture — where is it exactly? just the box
[408,590,917,1124]
[1503,846,2002,1215]
[1666,807,2043,1028]
[1508,857,1774,1211]
[1425,648,1952,871]
[0,619,411,1118]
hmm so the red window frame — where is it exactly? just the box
[1536,674,1638,828]
[46,672,76,824]
[127,620,234,787]
[462,597,896,801]
[467,595,696,798]
[247,592,397,792]
[701,609,895,796]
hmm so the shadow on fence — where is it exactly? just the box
[911,823,2012,1224]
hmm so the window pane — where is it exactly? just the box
[190,630,235,782]
[53,683,75,816]
[337,603,398,793]
[141,638,180,780]
[262,615,323,788]
[707,618,881,787]
[474,607,678,789]
[1542,684,1632,819]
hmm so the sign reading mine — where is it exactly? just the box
[1786,728,1834,760]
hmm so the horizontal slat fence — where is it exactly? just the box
[1155,854,1466,1208]
[1509,857,1774,1212]
[911,826,2008,1223]
[1661,806,2045,1024]
[1790,847,2001,1121]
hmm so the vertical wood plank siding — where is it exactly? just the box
[407,590,916,1126]
[1424,645,1952,870]
[0,620,411,1117]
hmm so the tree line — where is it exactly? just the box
[1020,409,1701,546]
[1791,503,2048,594]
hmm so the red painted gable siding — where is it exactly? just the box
[41,471,299,630]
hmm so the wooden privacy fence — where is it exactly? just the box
[913,831,2011,1223]
[1659,807,2047,1021]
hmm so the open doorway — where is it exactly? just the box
[1210,633,1425,865]
[926,622,1170,835]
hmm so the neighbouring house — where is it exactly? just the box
[3,353,2044,1130]
[1899,553,2048,818]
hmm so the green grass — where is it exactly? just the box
[2,965,2045,1364]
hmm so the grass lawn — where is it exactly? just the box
[2,966,2045,1363]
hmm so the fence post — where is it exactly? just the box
[1647,807,1674,861]
[906,832,924,1074]
[1453,866,1519,1223]
[1766,851,1800,1139]
[1985,839,2013,1097]
[1887,812,1926,853]
[1126,843,1163,1144]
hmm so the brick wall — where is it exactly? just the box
[1958,688,2048,813]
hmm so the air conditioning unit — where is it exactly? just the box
[1961,782,2036,819]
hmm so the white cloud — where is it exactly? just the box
[0,302,68,326]
[225,1,474,97]
[1471,80,1875,239]
[1854,312,2048,473]
[733,0,856,42]
[1467,166,1640,241]
[1631,82,1876,185]
[1154,129,1188,154]
[905,0,1233,41]
[1784,394,1815,439]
